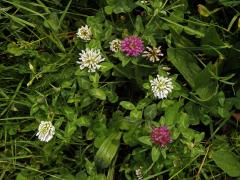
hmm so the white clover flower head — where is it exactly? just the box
[135,167,143,180]
[142,46,164,62]
[36,121,55,142]
[77,48,105,72]
[109,39,121,52]
[76,25,92,41]
[150,75,173,99]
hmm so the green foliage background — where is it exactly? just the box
[0,0,240,179]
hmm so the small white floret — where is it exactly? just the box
[36,121,55,142]
[142,46,164,62]
[76,25,92,41]
[150,75,173,99]
[77,48,105,72]
[109,39,121,52]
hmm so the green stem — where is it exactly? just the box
[169,155,200,180]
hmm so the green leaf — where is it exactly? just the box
[158,100,175,109]
[120,101,135,110]
[201,26,226,56]
[76,172,88,179]
[104,6,113,15]
[136,98,152,110]
[85,158,96,176]
[161,17,205,38]
[75,69,89,76]
[171,128,180,140]
[238,17,240,29]
[114,51,131,67]
[151,146,160,162]
[21,122,38,132]
[4,12,35,28]
[48,33,65,52]
[90,88,106,101]
[168,48,201,88]
[86,129,95,140]
[100,62,113,73]
[142,34,157,47]
[236,89,240,97]
[123,130,138,146]
[168,49,218,101]
[197,4,210,17]
[64,122,77,138]
[95,132,122,169]
[87,14,104,40]
[106,90,118,103]
[62,106,76,121]
[212,150,240,177]
[103,21,113,41]
[178,112,189,129]
[76,116,91,127]
[135,15,144,34]
[62,174,75,180]
[89,73,100,87]
[228,14,239,32]
[217,107,230,118]
[170,28,196,48]
[87,39,102,49]
[143,82,150,90]
[106,0,136,14]
[7,43,25,56]
[138,136,152,146]
[80,96,93,108]
[181,128,195,141]
[194,132,205,143]
[77,77,91,90]
[219,0,240,7]
[185,102,201,125]
[164,101,182,126]
[43,13,59,32]
[144,104,157,120]
[119,118,131,131]
[160,149,167,159]
[201,114,211,125]
[61,80,73,88]
[16,173,28,180]
[92,174,107,180]
[218,92,225,106]
[194,63,218,101]
[130,109,142,120]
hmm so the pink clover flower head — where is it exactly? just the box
[150,126,172,147]
[121,36,144,56]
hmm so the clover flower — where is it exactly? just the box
[142,46,164,62]
[109,39,121,52]
[121,36,144,56]
[77,48,105,72]
[151,126,172,147]
[150,75,173,99]
[76,25,92,41]
[36,121,55,142]
[135,167,143,180]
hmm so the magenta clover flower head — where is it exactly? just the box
[121,36,144,57]
[151,126,172,147]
